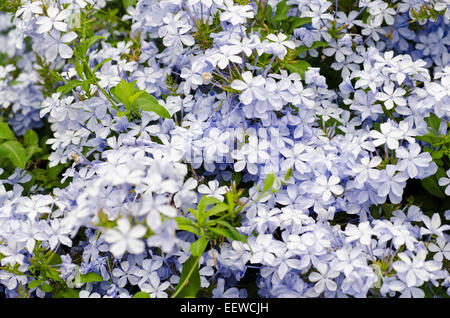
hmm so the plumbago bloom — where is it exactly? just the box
[0,0,449,299]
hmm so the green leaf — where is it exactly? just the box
[190,237,208,256]
[174,255,201,298]
[47,253,62,266]
[122,0,137,9]
[273,0,290,23]
[133,292,150,298]
[75,59,84,80]
[231,172,241,186]
[23,129,39,147]
[416,135,433,145]
[56,80,85,96]
[0,140,28,169]
[209,226,234,240]
[47,269,63,283]
[431,150,444,160]
[297,41,328,54]
[93,58,113,73]
[53,288,79,298]
[39,283,52,293]
[283,60,311,79]
[116,110,130,118]
[84,36,105,52]
[214,220,247,242]
[175,217,201,236]
[205,202,229,218]
[226,192,235,214]
[265,5,273,25]
[197,196,222,219]
[286,17,312,33]
[78,272,104,283]
[284,167,293,181]
[425,113,441,134]
[422,174,446,199]
[133,91,171,119]
[26,145,42,160]
[0,122,15,140]
[262,172,275,194]
[28,279,43,289]
[177,224,202,236]
[110,79,140,109]
[47,164,65,182]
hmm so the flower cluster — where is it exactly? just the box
[0,0,449,298]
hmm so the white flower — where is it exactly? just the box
[266,33,296,59]
[198,180,228,201]
[220,0,254,25]
[427,236,450,262]
[36,6,71,34]
[44,30,77,62]
[312,175,344,201]
[438,169,450,196]
[230,71,266,105]
[248,234,284,266]
[375,83,406,110]
[420,213,450,238]
[392,249,441,287]
[369,121,403,150]
[309,263,340,293]
[103,218,147,257]
[213,45,243,69]
[16,1,43,21]
[140,272,171,298]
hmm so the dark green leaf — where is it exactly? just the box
[174,255,201,298]
[265,5,273,25]
[286,17,312,33]
[273,0,290,23]
[422,174,446,198]
[231,172,241,186]
[297,41,328,54]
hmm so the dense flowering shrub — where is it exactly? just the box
[0,0,449,298]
